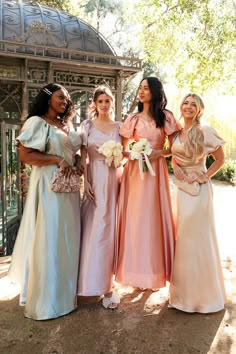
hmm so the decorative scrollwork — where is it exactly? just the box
[10,21,67,48]
[53,70,116,89]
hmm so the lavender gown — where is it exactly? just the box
[77,119,123,296]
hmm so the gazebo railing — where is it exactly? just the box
[0,40,142,72]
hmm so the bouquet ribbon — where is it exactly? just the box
[138,153,156,180]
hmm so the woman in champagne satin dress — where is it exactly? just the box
[115,77,181,290]
[8,84,82,320]
[77,86,122,309]
[169,93,226,313]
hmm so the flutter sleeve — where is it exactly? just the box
[119,114,138,138]
[164,111,182,136]
[79,119,92,146]
[17,116,49,152]
[203,125,226,154]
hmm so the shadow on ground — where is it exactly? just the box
[0,258,235,354]
[0,179,236,353]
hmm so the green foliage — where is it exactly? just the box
[38,0,236,105]
[166,156,173,174]
[135,0,236,94]
[207,157,236,184]
[208,116,236,160]
[38,0,72,12]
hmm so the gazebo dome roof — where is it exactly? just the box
[0,0,116,56]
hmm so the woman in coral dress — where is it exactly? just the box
[169,93,226,313]
[115,77,181,290]
[8,84,82,320]
[77,85,122,308]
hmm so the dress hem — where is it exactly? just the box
[168,302,225,314]
[24,305,77,321]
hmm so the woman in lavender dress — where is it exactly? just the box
[77,86,122,309]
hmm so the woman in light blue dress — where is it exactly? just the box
[8,83,82,320]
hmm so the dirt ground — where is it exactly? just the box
[0,179,235,354]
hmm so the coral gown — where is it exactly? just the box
[77,119,123,296]
[8,116,81,320]
[169,126,226,313]
[115,112,181,289]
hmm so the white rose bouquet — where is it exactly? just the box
[98,140,123,168]
[129,138,156,179]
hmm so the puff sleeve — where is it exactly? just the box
[164,111,182,136]
[17,116,49,152]
[203,125,226,154]
[79,119,91,146]
[119,114,138,138]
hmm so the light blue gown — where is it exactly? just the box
[8,116,81,320]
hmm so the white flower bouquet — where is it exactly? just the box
[98,140,123,168]
[129,138,156,179]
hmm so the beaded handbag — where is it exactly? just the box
[51,168,81,193]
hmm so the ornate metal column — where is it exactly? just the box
[116,71,123,121]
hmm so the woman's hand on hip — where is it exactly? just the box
[195,173,209,184]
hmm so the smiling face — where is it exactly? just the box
[49,88,70,115]
[95,93,113,116]
[138,79,152,104]
[181,95,199,122]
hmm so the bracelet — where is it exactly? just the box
[58,158,65,166]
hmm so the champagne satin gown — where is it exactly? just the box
[115,112,181,289]
[169,126,226,313]
[77,119,123,296]
[8,116,81,320]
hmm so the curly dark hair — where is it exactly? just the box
[27,83,75,122]
[137,77,167,128]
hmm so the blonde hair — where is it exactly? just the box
[88,85,114,119]
[181,94,205,160]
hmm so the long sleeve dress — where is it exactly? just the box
[115,112,181,289]
[169,126,226,313]
[8,116,81,320]
[77,119,123,296]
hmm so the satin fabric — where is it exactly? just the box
[115,112,181,289]
[169,126,226,313]
[8,116,81,320]
[77,120,123,296]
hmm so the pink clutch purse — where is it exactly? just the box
[51,168,81,193]
[173,176,200,196]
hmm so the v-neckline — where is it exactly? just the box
[91,123,117,136]
[178,134,185,144]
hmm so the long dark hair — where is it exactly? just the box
[138,77,167,128]
[27,83,74,122]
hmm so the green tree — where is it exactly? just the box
[82,0,124,32]
[134,0,236,94]
[38,0,72,12]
